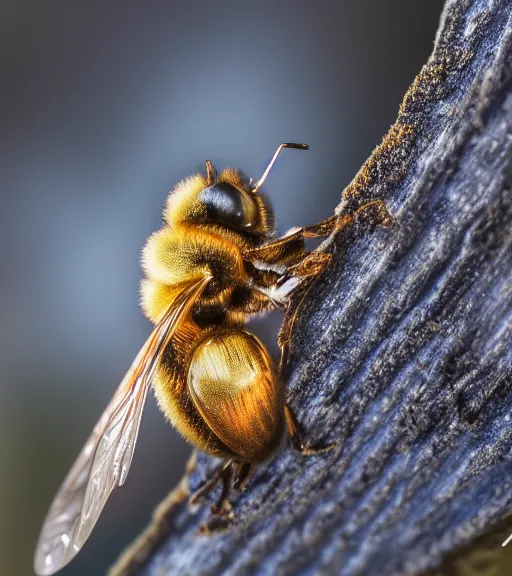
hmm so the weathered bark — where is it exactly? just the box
[111,1,512,574]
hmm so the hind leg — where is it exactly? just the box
[189,459,234,514]
[284,405,335,455]
[191,460,255,534]
[189,458,254,510]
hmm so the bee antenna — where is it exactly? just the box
[205,160,217,185]
[252,143,309,194]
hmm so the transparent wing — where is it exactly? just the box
[34,277,210,576]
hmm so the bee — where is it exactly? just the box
[34,143,369,576]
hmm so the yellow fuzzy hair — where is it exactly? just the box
[163,174,206,227]
[140,225,248,323]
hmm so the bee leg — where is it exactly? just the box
[284,251,333,281]
[197,462,240,535]
[282,201,392,283]
[277,200,393,358]
[245,215,338,267]
[189,459,233,508]
[284,404,335,455]
[277,202,393,456]
[210,462,234,516]
[275,265,326,368]
[198,462,253,535]
[233,461,253,492]
[302,214,339,238]
[248,202,392,271]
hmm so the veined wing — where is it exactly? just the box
[34,276,210,576]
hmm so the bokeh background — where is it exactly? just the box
[0,1,445,574]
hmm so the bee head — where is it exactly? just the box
[163,143,308,242]
[164,165,273,240]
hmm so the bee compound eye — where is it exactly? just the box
[198,182,260,231]
[199,183,245,227]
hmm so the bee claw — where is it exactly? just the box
[198,510,234,535]
[285,404,337,455]
[298,441,337,455]
[211,499,232,516]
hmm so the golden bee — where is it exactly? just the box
[34,143,376,575]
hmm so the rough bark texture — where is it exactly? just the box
[111,1,512,574]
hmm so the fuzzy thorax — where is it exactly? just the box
[140,225,248,324]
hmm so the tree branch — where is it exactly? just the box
[111,0,512,574]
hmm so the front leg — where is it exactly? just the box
[277,199,393,330]
[240,215,338,313]
[247,201,391,271]
[246,201,392,317]
[245,215,338,267]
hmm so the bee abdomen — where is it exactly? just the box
[187,329,284,463]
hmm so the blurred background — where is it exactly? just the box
[0,1,445,574]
